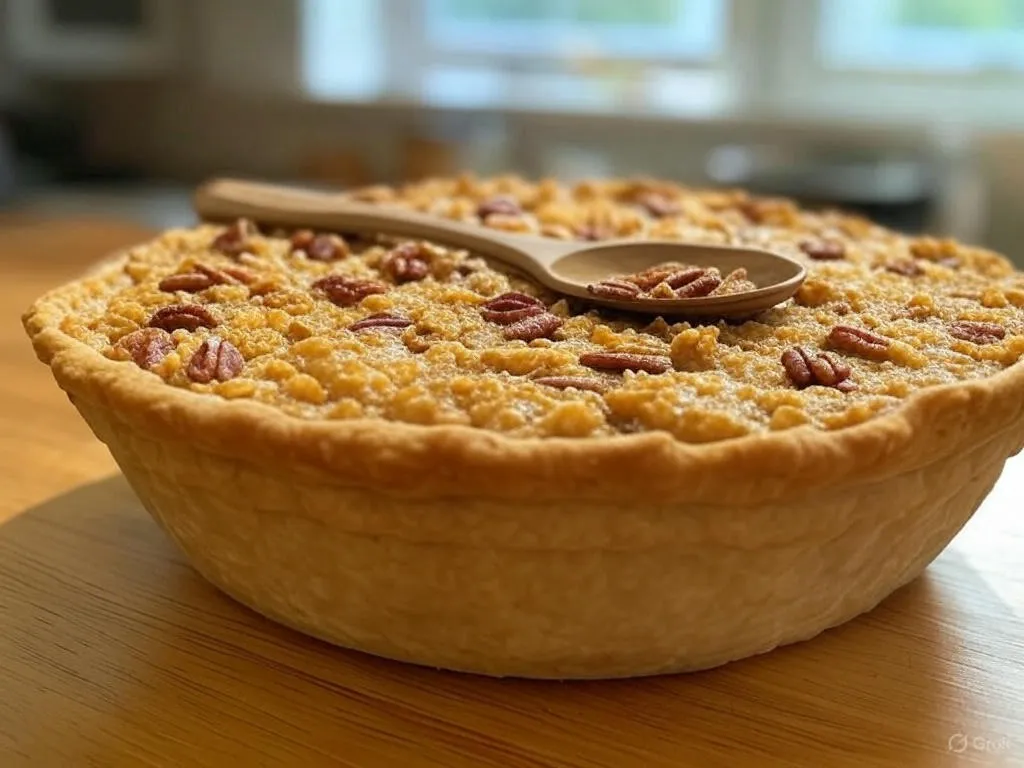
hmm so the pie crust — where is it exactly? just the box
[23,192,1024,679]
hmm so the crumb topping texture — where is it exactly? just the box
[60,175,1024,442]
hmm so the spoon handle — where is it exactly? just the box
[193,178,572,277]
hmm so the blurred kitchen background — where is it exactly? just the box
[1,0,1023,260]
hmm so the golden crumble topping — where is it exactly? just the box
[59,175,1024,442]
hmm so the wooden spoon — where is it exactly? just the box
[194,178,806,317]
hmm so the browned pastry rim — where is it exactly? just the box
[24,250,1024,510]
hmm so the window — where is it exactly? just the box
[302,0,1024,126]
[303,0,734,114]
[414,0,730,112]
[303,0,384,100]
[820,0,1024,72]
[424,0,726,62]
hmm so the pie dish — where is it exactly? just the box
[23,175,1024,679]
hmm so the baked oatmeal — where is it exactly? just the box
[56,175,1024,442]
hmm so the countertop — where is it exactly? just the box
[1,215,1022,767]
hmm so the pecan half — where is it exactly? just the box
[160,263,255,293]
[117,328,174,370]
[800,239,846,261]
[481,292,544,311]
[781,347,813,387]
[635,191,680,218]
[665,268,708,290]
[195,263,253,285]
[782,346,853,391]
[290,229,316,252]
[579,352,672,375]
[629,265,682,291]
[293,232,349,262]
[477,195,522,219]
[807,353,851,387]
[884,260,923,277]
[186,337,245,383]
[309,234,347,261]
[949,321,1006,345]
[480,292,548,324]
[587,279,642,300]
[226,265,260,284]
[482,304,545,324]
[312,275,388,307]
[158,272,215,293]
[503,312,563,341]
[382,243,430,283]
[212,218,257,257]
[675,272,722,298]
[827,325,890,360]
[148,304,217,332]
[533,376,607,393]
[348,313,414,332]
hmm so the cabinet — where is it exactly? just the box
[5,0,179,76]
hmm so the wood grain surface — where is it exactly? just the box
[1,216,1022,768]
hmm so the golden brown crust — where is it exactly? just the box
[45,333,1024,677]
[23,249,1024,504]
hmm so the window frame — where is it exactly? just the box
[300,0,1024,128]
[766,0,1024,125]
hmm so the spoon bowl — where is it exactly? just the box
[194,178,807,318]
[545,240,806,316]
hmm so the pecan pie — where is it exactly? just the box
[24,174,1024,679]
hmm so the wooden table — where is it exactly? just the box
[2,216,1022,768]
